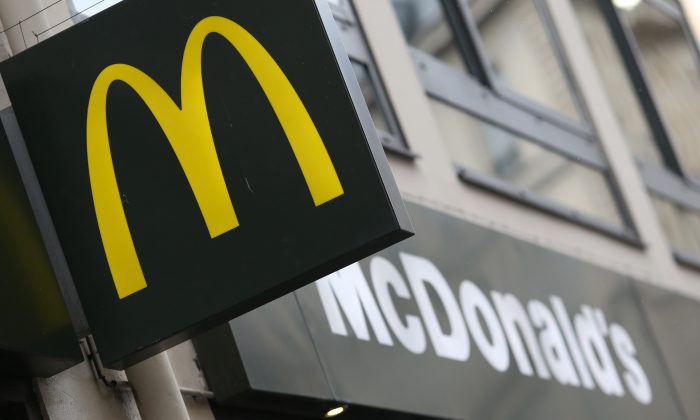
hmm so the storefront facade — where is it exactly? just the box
[196,201,697,419]
[1,0,700,419]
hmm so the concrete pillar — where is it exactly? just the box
[0,0,50,53]
[125,352,190,420]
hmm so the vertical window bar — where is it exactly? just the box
[645,0,700,74]
[345,0,413,155]
[533,0,593,126]
[595,0,684,176]
[364,59,404,145]
[446,0,493,85]
[455,0,593,134]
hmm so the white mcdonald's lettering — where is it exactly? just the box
[316,253,653,405]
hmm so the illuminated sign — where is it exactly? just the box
[1,0,411,368]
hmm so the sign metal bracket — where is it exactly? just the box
[80,336,131,390]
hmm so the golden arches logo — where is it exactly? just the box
[87,16,344,299]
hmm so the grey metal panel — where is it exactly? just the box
[193,292,333,409]
[294,201,684,420]
[636,282,700,420]
[231,293,332,400]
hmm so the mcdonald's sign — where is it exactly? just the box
[0,0,411,368]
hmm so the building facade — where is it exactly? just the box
[1,0,700,419]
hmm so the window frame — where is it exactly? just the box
[455,0,595,136]
[592,0,700,267]
[395,0,640,244]
[332,0,416,159]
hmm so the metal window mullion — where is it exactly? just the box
[445,0,493,85]
[646,0,683,20]
[645,0,700,79]
[412,48,607,170]
[379,130,419,160]
[341,11,402,146]
[532,0,593,130]
[490,82,594,139]
[672,3,700,74]
[534,0,638,236]
[456,164,642,245]
[638,159,700,213]
[679,18,700,74]
[595,0,685,176]
[364,59,405,149]
[673,248,700,272]
[341,2,413,153]
[457,0,594,139]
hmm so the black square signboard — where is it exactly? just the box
[0,110,82,377]
[0,0,411,368]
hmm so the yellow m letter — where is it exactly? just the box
[87,16,344,299]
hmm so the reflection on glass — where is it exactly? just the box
[623,3,700,178]
[473,0,582,121]
[71,0,122,16]
[613,0,642,11]
[431,98,623,226]
[350,60,391,134]
[572,0,663,166]
[390,0,469,73]
[652,197,700,257]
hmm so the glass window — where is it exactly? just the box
[572,0,664,166]
[337,0,411,153]
[578,0,700,263]
[70,0,122,17]
[350,60,391,134]
[652,196,700,257]
[388,0,633,237]
[472,0,582,121]
[391,0,469,73]
[622,2,700,179]
[431,98,624,227]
